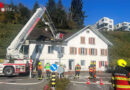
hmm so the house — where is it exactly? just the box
[26,26,113,72]
[115,22,130,31]
[95,17,114,31]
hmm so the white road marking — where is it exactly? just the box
[0,79,45,85]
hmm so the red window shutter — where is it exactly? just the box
[101,49,102,55]
[105,49,107,56]
[89,48,91,55]
[93,38,95,44]
[99,61,101,68]
[95,49,97,55]
[79,48,81,55]
[70,47,72,54]
[75,48,77,54]
[85,48,87,55]
[105,61,107,68]
[88,38,90,44]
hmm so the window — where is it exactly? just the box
[89,37,95,44]
[80,37,85,44]
[101,49,107,56]
[102,19,104,21]
[48,46,54,54]
[35,45,41,53]
[89,48,97,55]
[101,61,105,66]
[79,48,87,55]
[110,21,112,23]
[104,23,108,26]
[109,25,112,28]
[21,45,29,55]
[81,60,85,66]
[70,47,77,55]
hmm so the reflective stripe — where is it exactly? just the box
[52,79,56,81]
[115,77,129,81]
[52,75,56,77]
[112,84,115,87]
[112,77,115,80]
[117,85,130,88]
[52,82,56,85]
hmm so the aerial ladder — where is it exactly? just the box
[0,7,63,76]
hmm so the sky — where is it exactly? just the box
[2,0,130,26]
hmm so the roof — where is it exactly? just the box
[27,26,113,46]
[64,25,113,46]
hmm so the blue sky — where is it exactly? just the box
[3,0,130,25]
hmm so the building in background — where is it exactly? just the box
[25,26,113,72]
[95,17,114,31]
[115,22,130,31]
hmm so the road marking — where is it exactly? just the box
[0,79,45,85]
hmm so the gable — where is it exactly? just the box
[65,26,113,46]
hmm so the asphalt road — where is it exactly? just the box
[0,76,48,90]
[66,72,114,90]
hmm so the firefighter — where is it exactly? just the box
[45,62,51,80]
[75,64,81,79]
[37,62,43,80]
[93,62,96,82]
[112,59,130,90]
[60,64,65,78]
[89,63,93,79]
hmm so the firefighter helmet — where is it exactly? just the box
[38,62,42,65]
[117,59,127,67]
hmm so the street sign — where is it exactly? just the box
[57,66,64,74]
[50,64,57,72]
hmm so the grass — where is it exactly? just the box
[44,78,70,90]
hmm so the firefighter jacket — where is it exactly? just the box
[45,63,50,71]
[89,66,93,72]
[112,66,130,90]
[75,65,81,71]
[38,65,43,71]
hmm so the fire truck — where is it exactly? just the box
[0,7,63,76]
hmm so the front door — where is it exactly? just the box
[69,59,74,70]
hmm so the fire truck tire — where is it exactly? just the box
[3,67,14,76]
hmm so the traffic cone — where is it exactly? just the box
[100,77,104,85]
[86,77,90,85]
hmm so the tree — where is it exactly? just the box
[18,3,31,23]
[70,0,85,28]
[55,0,68,28]
[32,0,39,13]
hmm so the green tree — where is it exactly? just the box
[55,0,68,28]
[32,0,39,13]
[70,0,85,28]
[46,0,57,25]
[18,3,31,23]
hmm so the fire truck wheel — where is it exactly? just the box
[3,67,14,76]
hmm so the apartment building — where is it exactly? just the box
[95,17,114,31]
[115,22,130,31]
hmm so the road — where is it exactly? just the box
[0,72,113,90]
[66,72,114,90]
[0,76,48,90]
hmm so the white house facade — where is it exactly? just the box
[95,17,114,31]
[28,26,113,72]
